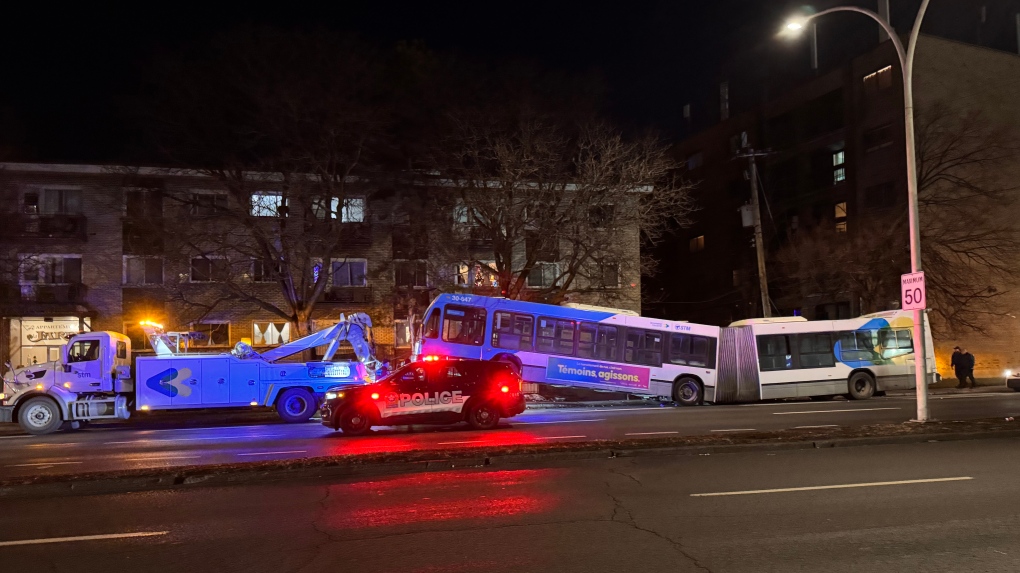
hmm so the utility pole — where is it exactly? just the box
[738,148,772,317]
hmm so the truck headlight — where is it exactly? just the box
[325,392,338,400]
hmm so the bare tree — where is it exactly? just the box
[773,102,1020,334]
[144,28,398,335]
[424,102,694,307]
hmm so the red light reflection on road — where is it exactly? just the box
[324,429,543,456]
[323,468,561,529]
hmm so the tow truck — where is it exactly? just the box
[1,313,380,435]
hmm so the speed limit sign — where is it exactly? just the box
[901,271,926,310]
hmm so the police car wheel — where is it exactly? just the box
[19,397,63,435]
[339,408,372,436]
[467,402,500,430]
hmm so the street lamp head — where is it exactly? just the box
[784,19,806,33]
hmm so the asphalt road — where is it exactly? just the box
[2,391,1020,480]
[3,436,1020,572]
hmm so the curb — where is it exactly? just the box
[4,425,1020,500]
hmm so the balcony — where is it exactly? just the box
[21,283,88,304]
[321,286,373,304]
[2,214,88,241]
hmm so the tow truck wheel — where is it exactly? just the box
[276,389,317,423]
[339,407,372,436]
[466,401,500,430]
[19,397,63,435]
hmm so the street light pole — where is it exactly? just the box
[787,1,932,422]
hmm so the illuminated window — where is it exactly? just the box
[689,235,705,253]
[863,65,894,92]
[833,167,846,184]
[835,202,847,219]
[836,221,848,233]
[833,151,845,166]
[250,192,284,217]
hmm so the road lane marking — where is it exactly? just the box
[28,443,80,447]
[711,429,756,432]
[538,435,586,440]
[0,531,168,547]
[236,450,306,456]
[6,461,83,468]
[0,435,34,440]
[625,431,679,436]
[773,407,901,415]
[690,476,973,497]
[123,456,201,462]
[513,419,604,425]
[105,435,275,445]
[795,425,840,429]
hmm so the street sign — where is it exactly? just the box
[901,271,926,310]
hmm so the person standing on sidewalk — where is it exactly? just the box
[951,346,967,389]
[962,348,977,388]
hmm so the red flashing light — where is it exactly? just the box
[371,392,380,400]
[423,355,441,362]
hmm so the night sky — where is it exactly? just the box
[2,1,1016,162]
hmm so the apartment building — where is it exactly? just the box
[0,163,642,369]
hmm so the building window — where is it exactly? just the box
[190,257,229,282]
[832,151,845,166]
[588,204,615,229]
[123,256,163,285]
[250,192,284,217]
[866,182,897,210]
[191,192,227,216]
[594,263,620,288]
[19,254,82,285]
[689,235,705,253]
[833,167,846,184]
[864,124,895,152]
[331,259,368,287]
[125,190,162,219]
[527,262,560,288]
[341,197,365,223]
[719,81,730,121]
[453,199,476,225]
[190,322,230,347]
[251,260,279,283]
[395,261,428,288]
[253,322,292,346]
[835,202,848,219]
[27,188,83,215]
[836,221,848,233]
[863,65,894,94]
[455,262,498,287]
[394,319,412,348]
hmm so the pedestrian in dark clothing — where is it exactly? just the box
[961,349,977,388]
[951,346,966,389]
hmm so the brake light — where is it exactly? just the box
[371,392,380,400]
[501,386,509,393]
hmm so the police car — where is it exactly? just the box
[320,357,526,435]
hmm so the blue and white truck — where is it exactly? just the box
[0,314,378,435]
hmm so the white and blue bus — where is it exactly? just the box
[415,294,721,406]
[415,294,937,405]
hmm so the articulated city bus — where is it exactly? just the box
[414,295,936,405]
[415,294,720,406]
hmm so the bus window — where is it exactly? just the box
[671,334,714,368]
[595,326,619,361]
[896,330,913,350]
[577,323,597,358]
[838,331,877,362]
[537,318,576,355]
[492,312,534,351]
[442,305,486,346]
[424,308,441,339]
[797,333,835,368]
[625,329,663,366]
[757,335,792,371]
[879,328,912,358]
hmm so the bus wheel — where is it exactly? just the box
[674,378,702,407]
[848,372,876,400]
[495,354,522,375]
